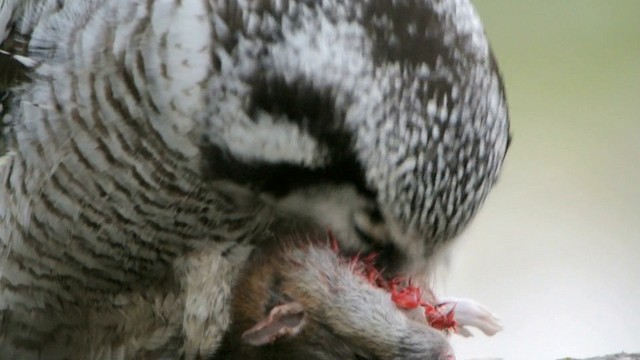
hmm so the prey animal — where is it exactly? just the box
[211,229,501,360]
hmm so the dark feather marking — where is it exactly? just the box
[202,74,374,199]
[363,0,452,68]
[201,142,372,199]
[1,30,32,155]
[0,51,29,91]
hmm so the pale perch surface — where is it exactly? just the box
[469,353,640,360]
[563,354,640,360]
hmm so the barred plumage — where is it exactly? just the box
[0,0,510,358]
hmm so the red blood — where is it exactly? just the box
[391,285,423,309]
[328,231,340,253]
[328,230,456,332]
[424,303,457,331]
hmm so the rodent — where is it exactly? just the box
[211,229,455,360]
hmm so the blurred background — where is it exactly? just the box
[446,1,640,359]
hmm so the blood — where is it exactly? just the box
[328,231,457,332]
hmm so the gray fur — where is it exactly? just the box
[212,231,453,360]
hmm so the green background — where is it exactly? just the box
[446,1,640,359]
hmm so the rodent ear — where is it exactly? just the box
[241,302,306,346]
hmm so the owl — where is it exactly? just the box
[0,0,509,358]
